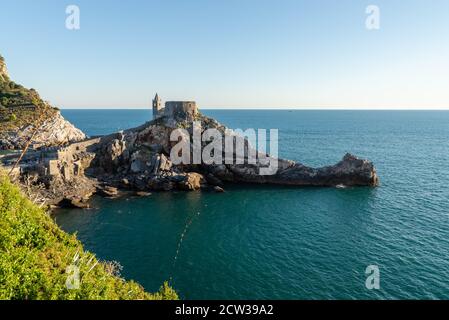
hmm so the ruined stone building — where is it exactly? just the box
[152,93,198,121]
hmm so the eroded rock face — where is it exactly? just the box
[2,112,86,150]
[34,112,86,147]
[33,174,97,208]
[0,57,8,80]
[221,153,379,187]
[178,172,206,191]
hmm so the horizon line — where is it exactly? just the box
[59,106,449,111]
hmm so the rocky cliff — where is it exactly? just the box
[1,111,86,150]
[0,55,86,150]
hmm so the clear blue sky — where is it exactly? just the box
[1,0,449,109]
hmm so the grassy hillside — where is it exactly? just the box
[0,172,178,300]
[0,54,57,132]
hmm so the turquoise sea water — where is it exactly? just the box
[56,110,449,299]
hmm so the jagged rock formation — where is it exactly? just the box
[0,56,8,81]
[1,111,86,150]
[2,101,378,207]
[0,55,86,150]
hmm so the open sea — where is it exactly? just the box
[55,109,449,299]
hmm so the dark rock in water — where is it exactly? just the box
[58,197,90,209]
[217,153,379,187]
[169,174,187,183]
[206,164,234,181]
[136,191,152,197]
[213,186,225,193]
[206,173,224,187]
[98,186,120,197]
[148,177,175,191]
[162,181,175,191]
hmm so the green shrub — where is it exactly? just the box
[8,113,16,121]
[0,172,178,300]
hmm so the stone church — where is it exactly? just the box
[152,93,199,121]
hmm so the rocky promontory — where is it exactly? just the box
[2,99,379,208]
[0,55,378,207]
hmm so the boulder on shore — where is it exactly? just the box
[178,173,207,191]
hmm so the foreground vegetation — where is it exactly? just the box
[0,172,178,300]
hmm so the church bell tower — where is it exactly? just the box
[152,93,162,119]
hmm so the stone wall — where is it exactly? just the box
[42,137,101,180]
[164,101,198,121]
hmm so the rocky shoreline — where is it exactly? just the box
[1,102,379,209]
